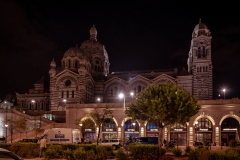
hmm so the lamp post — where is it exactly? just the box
[5,124,8,143]
[195,121,198,142]
[119,93,125,141]
[222,89,226,99]
[132,121,136,139]
[79,123,83,143]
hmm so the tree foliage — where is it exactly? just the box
[90,106,114,145]
[125,83,200,153]
[6,118,27,132]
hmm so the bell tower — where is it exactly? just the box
[188,20,213,99]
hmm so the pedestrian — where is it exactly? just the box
[39,135,47,158]
[163,139,166,146]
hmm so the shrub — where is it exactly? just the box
[62,148,74,160]
[116,148,128,160]
[44,144,63,159]
[224,148,239,159]
[229,139,237,147]
[185,146,192,155]
[130,144,160,160]
[86,149,96,159]
[73,147,87,160]
[171,147,182,157]
[188,147,211,160]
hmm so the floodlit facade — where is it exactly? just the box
[0,21,239,146]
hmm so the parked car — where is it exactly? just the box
[17,138,38,143]
[0,137,6,144]
[101,139,123,150]
[0,148,23,160]
[137,137,158,144]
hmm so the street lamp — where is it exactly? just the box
[5,124,8,143]
[31,100,35,109]
[97,98,101,103]
[222,89,226,99]
[63,99,67,110]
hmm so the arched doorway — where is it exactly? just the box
[146,121,159,137]
[221,117,239,146]
[195,118,212,145]
[81,119,96,141]
[170,123,187,146]
[102,121,118,140]
[124,119,139,141]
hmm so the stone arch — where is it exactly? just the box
[111,117,118,127]
[219,114,240,125]
[121,117,140,127]
[79,115,96,126]
[152,74,177,85]
[104,79,127,97]
[55,75,78,88]
[193,114,215,126]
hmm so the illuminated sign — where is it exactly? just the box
[106,129,113,131]
[223,128,237,131]
[128,129,135,131]
[150,129,158,131]
[55,134,64,138]
[200,129,208,131]
[85,129,92,131]
[174,129,183,131]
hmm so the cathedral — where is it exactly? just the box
[1,20,240,146]
[18,20,213,111]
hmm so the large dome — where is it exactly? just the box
[80,40,104,55]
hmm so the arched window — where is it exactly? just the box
[114,87,118,96]
[75,61,78,68]
[110,89,113,97]
[68,60,71,68]
[202,46,206,57]
[42,102,44,109]
[196,118,212,129]
[198,47,201,58]
[98,66,101,72]
[146,121,158,129]
[67,91,69,98]
[124,119,139,131]
[138,86,141,92]
[72,91,74,98]
[95,65,97,72]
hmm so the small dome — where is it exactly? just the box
[194,22,208,31]
[90,25,97,35]
[63,47,83,58]
[50,59,56,68]
[192,19,210,37]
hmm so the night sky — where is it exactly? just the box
[1,0,240,100]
